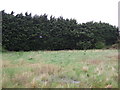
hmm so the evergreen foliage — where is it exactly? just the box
[2,11,119,51]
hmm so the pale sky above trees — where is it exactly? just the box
[1,0,119,26]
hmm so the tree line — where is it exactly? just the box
[2,10,119,51]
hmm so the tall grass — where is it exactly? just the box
[2,49,118,88]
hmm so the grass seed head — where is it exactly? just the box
[105,85,112,88]
[82,66,89,72]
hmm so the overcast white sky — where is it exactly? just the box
[0,0,119,26]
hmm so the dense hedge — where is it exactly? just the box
[2,11,119,51]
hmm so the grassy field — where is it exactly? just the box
[1,49,118,88]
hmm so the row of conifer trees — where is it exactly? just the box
[2,11,119,51]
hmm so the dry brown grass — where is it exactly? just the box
[2,74,11,88]
[2,60,11,68]
[12,72,33,86]
[106,56,118,62]
[2,59,29,68]
[87,60,102,65]
[2,60,64,87]
[30,78,39,88]
[30,63,62,75]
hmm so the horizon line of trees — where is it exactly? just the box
[1,10,119,51]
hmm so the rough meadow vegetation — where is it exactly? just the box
[2,49,118,88]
